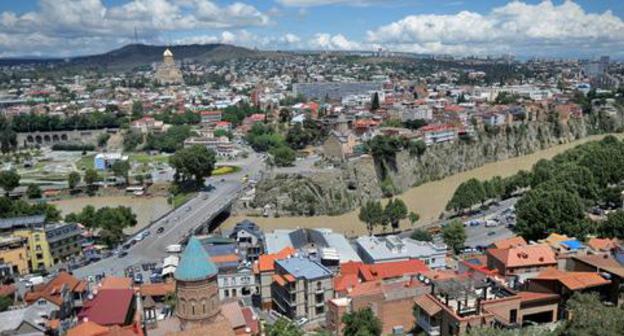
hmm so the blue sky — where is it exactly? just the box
[1,0,623,58]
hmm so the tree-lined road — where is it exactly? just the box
[73,152,265,279]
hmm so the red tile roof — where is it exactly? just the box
[587,238,619,252]
[531,268,610,291]
[487,244,556,268]
[24,271,86,306]
[79,289,135,326]
[492,236,528,249]
[139,283,174,297]
[573,254,624,278]
[516,291,560,304]
[255,247,295,273]
[67,321,110,336]
[0,284,16,297]
[100,277,133,290]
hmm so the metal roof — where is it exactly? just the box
[174,237,218,281]
[275,256,333,280]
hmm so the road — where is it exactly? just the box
[73,152,265,279]
[399,197,518,248]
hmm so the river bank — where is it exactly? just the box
[223,133,621,236]
[51,195,171,234]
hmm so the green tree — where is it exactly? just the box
[561,293,624,336]
[131,100,144,119]
[370,92,380,111]
[359,200,384,235]
[384,198,408,231]
[84,169,99,187]
[410,228,432,242]
[408,140,427,157]
[0,117,17,154]
[515,188,586,241]
[446,178,485,212]
[169,145,216,190]
[68,171,81,190]
[123,130,143,151]
[111,160,131,185]
[26,184,41,199]
[97,133,110,147]
[0,170,20,197]
[442,220,466,254]
[267,318,303,336]
[600,210,624,239]
[342,307,382,336]
[279,108,292,123]
[408,211,420,226]
[0,295,12,312]
[269,146,296,167]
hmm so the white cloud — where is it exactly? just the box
[175,31,302,49]
[309,33,361,50]
[366,1,624,56]
[0,0,270,56]
[277,0,390,7]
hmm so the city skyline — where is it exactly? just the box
[0,0,624,58]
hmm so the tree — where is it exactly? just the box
[0,170,20,197]
[408,211,420,226]
[0,117,17,154]
[111,160,131,185]
[123,130,143,151]
[0,296,12,312]
[408,140,427,157]
[68,171,81,190]
[67,205,136,246]
[410,228,432,241]
[359,200,384,235]
[560,293,624,336]
[515,188,586,241]
[26,184,41,199]
[279,108,292,123]
[446,178,485,212]
[84,169,99,187]
[97,133,110,147]
[600,210,624,239]
[384,198,408,231]
[131,100,144,119]
[269,146,296,167]
[442,220,466,254]
[370,92,380,111]
[342,307,382,336]
[267,318,303,336]
[169,145,216,190]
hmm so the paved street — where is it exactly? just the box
[400,197,518,248]
[73,152,265,279]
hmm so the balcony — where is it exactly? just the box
[417,316,441,336]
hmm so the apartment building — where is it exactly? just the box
[14,229,53,271]
[0,236,29,276]
[271,256,334,325]
[355,235,447,269]
[46,223,82,264]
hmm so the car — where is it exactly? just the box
[118,251,128,258]
[487,231,497,236]
[186,206,192,212]
[220,178,225,182]
[133,273,143,284]
[157,227,165,234]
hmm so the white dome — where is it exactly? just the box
[163,48,173,57]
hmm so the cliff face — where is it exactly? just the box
[246,117,611,216]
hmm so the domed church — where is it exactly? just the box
[154,48,184,85]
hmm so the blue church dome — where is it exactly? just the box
[174,237,217,281]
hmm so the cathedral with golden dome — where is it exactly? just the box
[154,48,184,85]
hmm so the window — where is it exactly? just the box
[224,289,229,297]
[232,289,237,297]
[510,309,517,324]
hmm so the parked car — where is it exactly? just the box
[119,251,128,258]
[133,273,143,285]
[157,227,165,234]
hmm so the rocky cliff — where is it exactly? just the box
[245,115,619,217]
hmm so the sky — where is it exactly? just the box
[0,0,623,58]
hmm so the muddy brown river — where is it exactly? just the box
[223,134,620,236]
[51,196,171,234]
